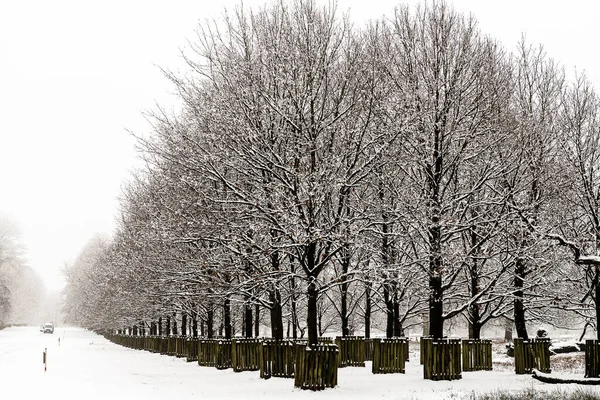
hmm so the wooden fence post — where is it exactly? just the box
[462,339,492,371]
[260,339,296,379]
[586,340,600,378]
[423,338,462,381]
[294,344,339,391]
[514,338,550,374]
[372,338,407,374]
[232,338,260,372]
[335,336,365,367]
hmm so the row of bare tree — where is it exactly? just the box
[63,1,600,344]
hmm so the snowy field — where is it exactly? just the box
[0,326,596,399]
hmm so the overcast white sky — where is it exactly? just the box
[0,0,598,292]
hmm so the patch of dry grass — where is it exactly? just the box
[467,387,600,400]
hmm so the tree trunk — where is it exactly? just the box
[364,282,371,339]
[427,122,445,340]
[340,242,350,337]
[172,313,178,336]
[341,279,349,337]
[269,289,284,339]
[514,257,528,339]
[192,312,198,338]
[307,272,319,346]
[166,316,171,336]
[244,303,253,338]
[242,309,245,337]
[384,285,394,338]
[470,321,482,340]
[429,217,444,339]
[393,299,402,337]
[181,313,187,336]
[468,226,483,339]
[595,266,600,341]
[207,308,214,338]
[290,258,298,340]
[381,189,395,338]
[224,298,232,339]
[317,299,323,336]
[292,299,298,339]
[429,274,444,339]
[254,304,260,337]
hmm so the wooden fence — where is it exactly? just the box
[232,338,261,372]
[586,340,600,378]
[187,338,198,362]
[364,339,374,361]
[198,339,217,367]
[294,344,339,390]
[197,339,232,369]
[105,334,235,369]
[422,338,462,381]
[215,339,232,369]
[462,339,492,371]
[372,338,407,374]
[513,338,551,374]
[153,336,162,353]
[260,339,296,379]
[420,336,428,365]
[159,336,168,355]
[335,336,365,367]
[148,336,160,353]
[175,337,187,358]
[143,336,153,352]
[167,336,176,356]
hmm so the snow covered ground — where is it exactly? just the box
[0,326,593,399]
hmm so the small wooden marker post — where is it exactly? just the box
[43,348,47,371]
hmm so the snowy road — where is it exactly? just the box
[0,327,564,399]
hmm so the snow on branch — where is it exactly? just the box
[547,233,600,266]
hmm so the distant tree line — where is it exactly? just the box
[0,217,45,327]
[63,0,600,343]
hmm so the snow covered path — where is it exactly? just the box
[0,327,574,399]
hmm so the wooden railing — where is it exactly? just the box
[335,336,365,367]
[186,338,198,362]
[513,338,551,374]
[259,339,296,379]
[294,344,339,390]
[232,338,261,372]
[462,339,492,371]
[422,338,462,381]
[586,340,600,378]
[372,338,407,374]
